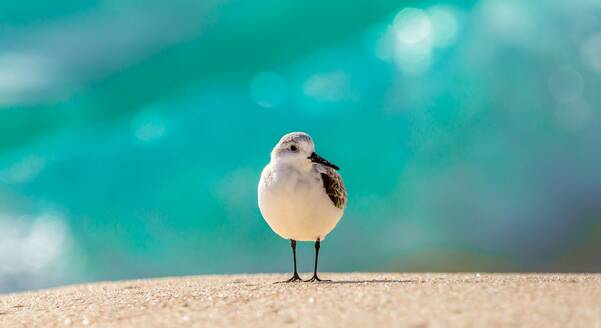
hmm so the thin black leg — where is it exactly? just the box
[277,239,301,283]
[306,239,330,282]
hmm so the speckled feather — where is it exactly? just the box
[321,168,347,209]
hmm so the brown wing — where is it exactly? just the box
[321,169,347,209]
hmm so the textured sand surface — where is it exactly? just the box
[1,273,601,327]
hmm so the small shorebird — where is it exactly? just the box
[258,132,347,282]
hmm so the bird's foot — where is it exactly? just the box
[305,275,331,282]
[275,273,302,284]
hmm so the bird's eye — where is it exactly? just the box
[290,145,297,152]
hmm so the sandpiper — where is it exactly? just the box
[258,132,347,282]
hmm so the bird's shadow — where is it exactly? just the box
[321,279,416,285]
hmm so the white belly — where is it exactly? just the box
[258,165,344,241]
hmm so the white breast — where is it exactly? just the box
[258,163,344,241]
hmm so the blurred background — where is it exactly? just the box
[1,0,601,293]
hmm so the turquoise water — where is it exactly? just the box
[1,0,601,292]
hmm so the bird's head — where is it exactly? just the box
[270,132,339,171]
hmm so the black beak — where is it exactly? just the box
[308,152,340,170]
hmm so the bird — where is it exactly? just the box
[258,132,347,282]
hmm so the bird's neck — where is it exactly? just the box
[271,160,312,175]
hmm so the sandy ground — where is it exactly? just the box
[1,273,600,327]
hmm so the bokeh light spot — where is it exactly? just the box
[554,98,591,133]
[580,33,601,72]
[303,70,356,102]
[0,53,55,106]
[394,8,432,45]
[427,6,459,48]
[0,212,73,291]
[250,71,287,108]
[0,155,46,185]
[391,8,433,75]
[479,0,534,45]
[548,66,583,102]
[131,110,166,142]
[382,6,460,76]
